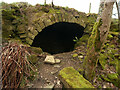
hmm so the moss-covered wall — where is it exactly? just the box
[2,2,96,45]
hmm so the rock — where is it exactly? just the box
[46,80,51,83]
[44,55,55,64]
[27,54,38,64]
[26,83,34,88]
[30,47,43,54]
[43,83,54,89]
[55,59,61,64]
[78,55,84,59]
[51,70,58,75]
[57,80,61,85]
[58,67,95,88]
[103,85,106,88]
[54,65,60,68]
[72,54,78,57]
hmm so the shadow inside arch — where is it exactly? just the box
[31,22,85,54]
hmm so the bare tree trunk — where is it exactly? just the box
[44,0,46,6]
[51,0,54,7]
[116,0,120,86]
[116,1,120,31]
[84,0,115,81]
[89,3,91,13]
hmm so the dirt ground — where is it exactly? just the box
[28,43,118,89]
[29,45,86,88]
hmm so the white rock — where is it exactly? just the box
[103,85,106,88]
[57,80,61,85]
[78,55,84,59]
[44,55,55,64]
[55,59,61,64]
[26,83,34,88]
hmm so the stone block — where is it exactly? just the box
[58,67,95,88]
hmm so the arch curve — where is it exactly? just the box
[19,9,87,45]
[31,22,85,54]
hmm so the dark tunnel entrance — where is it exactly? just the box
[31,22,85,54]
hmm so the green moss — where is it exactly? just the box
[27,54,38,64]
[114,54,119,57]
[101,74,120,88]
[30,47,43,54]
[107,34,113,39]
[99,54,108,69]
[26,38,33,45]
[101,49,105,53]
[101,74,111,82]
[109,45,115,48]
[107,73,118,80]
[87,18,102,52]
[106,43,109,46]
[79,35,90,42]
[74,35,90,48]
[28,70,38,81]
[97,77,102,81]
[20,76,26,87]
[72,54,78,57]
[41,7,49,13]
[59,67,95,88]
[109,32,119,36]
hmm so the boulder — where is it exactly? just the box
[55,59,61,64]
[58,67,95,88]
[44,55,55,64]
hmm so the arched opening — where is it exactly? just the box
[31,22,84,54]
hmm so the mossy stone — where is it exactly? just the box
[58,67,95,88]
[30,47,43,54]
[114,54,119,58]
[28,54,38,64]
[72,54,78,57]
[26,38,33,45]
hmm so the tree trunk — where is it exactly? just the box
[116,0,120,86]
[44,0,46,6]
[84,0,115,81]
[89,3,91,13]
[51,0,54,7]
[116,1,120,31]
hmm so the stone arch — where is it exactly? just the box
[22,12,86,45]
[31,22,85,54]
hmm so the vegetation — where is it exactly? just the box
[1,41,38,88]
[84,0,115,81]
[1,1,119,89]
